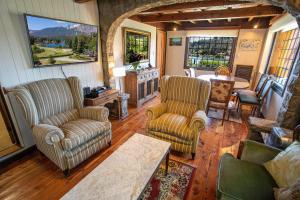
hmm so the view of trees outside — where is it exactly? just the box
[125,31,149,64]
[186,37,236,70]
[26,15,98,67]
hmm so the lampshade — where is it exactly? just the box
[112,66,126,77]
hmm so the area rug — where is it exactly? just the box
[208,108,242,123]
[140,160,195,200]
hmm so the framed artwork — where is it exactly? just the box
[169,37,182,46]
[123,27,150,65]
[239,39,261,51]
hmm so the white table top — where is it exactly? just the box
[197,74,250,89]
[61,134,171,200]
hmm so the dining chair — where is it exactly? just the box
[215,66,230,76]
[237,78,273,116]
[237,74,269,97]
[184,69,191,77]
[190,68,196,77]
[206,79,235,125]
[235,65,253,82]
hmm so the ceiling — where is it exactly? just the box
[130,0,285,31]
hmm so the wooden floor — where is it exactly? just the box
[0,97,249,200]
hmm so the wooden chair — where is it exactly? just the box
[206,79,235,125]
[184,69,191,77]
[189,68,196,77]
[238,78,273,116]
[215,66,230,76]
[235,65,253,82]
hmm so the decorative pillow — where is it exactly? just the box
[264,141,300,188]
[274,179,300,200]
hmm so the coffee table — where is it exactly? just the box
[60,133,171,200]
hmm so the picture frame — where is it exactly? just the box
[123,27,151,65]
[169,37,182,46]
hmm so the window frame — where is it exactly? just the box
[264,29,300,96]
[184,36,237,71]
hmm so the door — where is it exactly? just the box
[156,30,166,78]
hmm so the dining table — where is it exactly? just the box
[197,74,250,89]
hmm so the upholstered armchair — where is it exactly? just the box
[146,76,211,159]
[12,77,112,176]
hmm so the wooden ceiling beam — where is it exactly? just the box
[165,17,271,31]
[139,5,283,23]
[74,0,92,3]
[141,1,251,14]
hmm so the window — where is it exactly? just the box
[266,28,300,94]
[123,28,150,65]
[185,37,237,70]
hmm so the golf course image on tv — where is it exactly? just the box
[25,15,98,67]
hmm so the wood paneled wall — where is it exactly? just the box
[0,0,103,88]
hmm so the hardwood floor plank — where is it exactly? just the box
[0,97,250,200]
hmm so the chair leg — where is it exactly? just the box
[227,109,231,121]
[108,141,112,146]
[191,153,195,160]
[222,109,227,125]
[63,169,70,177]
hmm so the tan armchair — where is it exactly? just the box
[146,76,210,159]
[13,77,111,176]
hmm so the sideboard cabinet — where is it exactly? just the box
[125,68,159,107]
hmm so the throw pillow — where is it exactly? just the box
[264,141,300,188]
[274,179,300,200]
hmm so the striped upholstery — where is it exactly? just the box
[41,109,79,127]
[67,77,84,109]
[25,79,74,121]
[147,76,210,154]
[13,86,39,127]
[13,77,112,172]
[61,119,111,150]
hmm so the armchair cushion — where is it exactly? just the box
[61,119,111,150]
[41,109,79,127]
[217,153,277,200]
[148,113,193,141]
[79,106,109,122]
[146,103,167,120]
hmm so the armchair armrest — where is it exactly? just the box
[189,110,207,130]
[146,103,167,120]
[239,140,281,165]
[79,106,109,122]
[33,124,64,145]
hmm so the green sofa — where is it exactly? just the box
[217,140,282,200]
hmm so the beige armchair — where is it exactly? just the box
[13,77,111,176]
[146,76,210,159]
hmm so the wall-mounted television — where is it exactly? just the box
[24,14,98,68]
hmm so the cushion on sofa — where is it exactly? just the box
[217,153,277,200]
[148,113,193,141]
[61,119,111,150]
[264,141,300,188]
[274,179,300,200]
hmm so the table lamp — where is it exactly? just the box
[112,66,126,93]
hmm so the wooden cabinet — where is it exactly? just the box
[125,68,159,107]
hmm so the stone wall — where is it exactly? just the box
[96,0,300,128]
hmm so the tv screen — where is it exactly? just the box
[24,14,98,67]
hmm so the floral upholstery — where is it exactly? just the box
[210,80,234,102]
[13,77,112,171]
[147,76,210,154]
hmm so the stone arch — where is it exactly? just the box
[97,0,300,129]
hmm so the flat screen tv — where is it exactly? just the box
[24,14,98,67]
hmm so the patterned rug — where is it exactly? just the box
[140,160,195,200]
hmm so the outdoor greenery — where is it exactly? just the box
[125,30,149,64]
[186,37,235,70]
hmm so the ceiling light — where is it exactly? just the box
[173,27,177,31]
[254,24,258,29]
